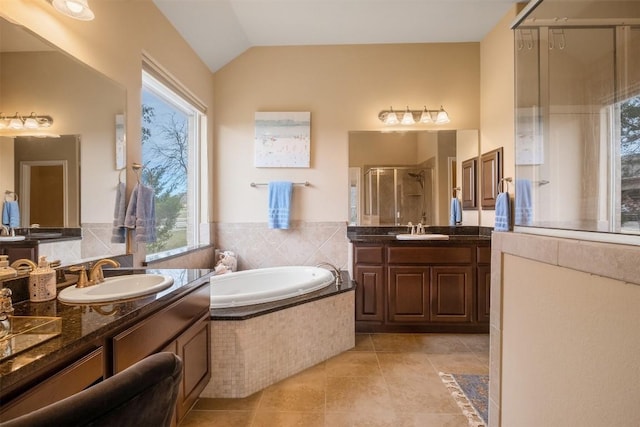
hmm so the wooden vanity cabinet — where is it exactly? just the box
[353,241,490,332]
[111,283,211,425]
[0,347,104,420]
[353,244,385,322]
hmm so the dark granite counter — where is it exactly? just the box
[347,225,492,244]
[210,271,355,320]
[0,268,212,398]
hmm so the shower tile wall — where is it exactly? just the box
[215,221,348,270]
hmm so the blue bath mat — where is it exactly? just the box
[439,372,488,427]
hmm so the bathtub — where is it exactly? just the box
[209,266,335,308]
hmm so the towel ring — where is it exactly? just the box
[4,191,18,202]
[498,177,512,193]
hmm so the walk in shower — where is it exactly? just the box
[363,167,433,225]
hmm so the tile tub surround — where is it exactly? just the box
[214,221,348,271]
[203,288,355,398]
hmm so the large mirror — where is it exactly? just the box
[0,17,127,259]
[348,129,479,226]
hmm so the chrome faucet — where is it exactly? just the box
[89,258,120,285]
[316,262,343,286]
[0,225,13,237]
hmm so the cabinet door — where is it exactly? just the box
[388,266,430,323]
[477,265,491,323]
[430,266,473,323]
[175,315,211,422]
[354,265,384,321]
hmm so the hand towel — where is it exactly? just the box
[515,179,533,226]
[111,181,127,243]
[494,191,510,231]
[268,181,293,229]
[124,183,139,229]
[449,197,462,226]
[134,184,157,243]
[2,201,20,228]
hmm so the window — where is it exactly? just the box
[141,70,207,259]
[514,11,640,243]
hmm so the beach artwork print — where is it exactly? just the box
[254,112,311,167]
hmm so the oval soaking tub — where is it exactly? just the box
[209,266,335,308]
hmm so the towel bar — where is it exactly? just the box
[250,181,310,187]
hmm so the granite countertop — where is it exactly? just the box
[0,268,213,397]
[347,225,492,244]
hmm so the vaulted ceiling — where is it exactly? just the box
[153,0,523,72]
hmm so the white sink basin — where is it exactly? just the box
[0,236,26,242]
[396,233,450,240]
[58,274,174,304]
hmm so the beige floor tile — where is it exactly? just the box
[377,352,436,378]
[427,352,490,375]
[396,412,471,427]
[324,408,403,427]
[251,411,324,427]
[455,333,490,352]
[193,392,262,411]
[351,333,375,352]
[326,351,382,377]
[325,375,394,412]
[258,371,325,412]
[370,333,423,352]
[178,410,254,427]
[413,334,471,354]
[385,373,461,413]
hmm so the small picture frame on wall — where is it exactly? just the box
[461,158,477,209]
[254,112,311,168]
[480,147,503,210]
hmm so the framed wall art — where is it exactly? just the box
[254,112,311,168]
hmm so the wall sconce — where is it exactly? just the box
[52,0,95,21]
[0,113,54,130]
[378,106,450,125]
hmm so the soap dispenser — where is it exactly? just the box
[29,256,57,302]
[0,255,17,280]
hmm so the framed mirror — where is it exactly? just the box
[0,16,127,260]
[348,129,479,226]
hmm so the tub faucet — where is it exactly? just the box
[316,262,343,286]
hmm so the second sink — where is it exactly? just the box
[58,273,174,304]
[396,233,450,240]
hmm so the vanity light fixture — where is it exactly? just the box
[379,105,450,125]
[0,113,54,130]
[52,0,95,21]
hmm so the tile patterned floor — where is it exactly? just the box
[180,333,489,427]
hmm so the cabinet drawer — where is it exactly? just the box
[387,246,472,265]
[112,284,210,373]
[0,347,103,420]
[354,244,384,264]
[477,246,491,265]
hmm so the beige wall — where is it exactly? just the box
[213,43,481,223]
[2,0,214,264]
[480,6,518,228]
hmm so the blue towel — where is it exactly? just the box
[124,183,157,243]
[494,192,510,231]
[2,201,20,228]
[515,179,533,226]
[111,181,127,244]
[268,181,293,229]
[450,197,462,225]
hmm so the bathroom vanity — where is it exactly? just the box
[348,226,491,333]
[0,268,212,425]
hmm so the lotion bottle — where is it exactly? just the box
[0,255,17,280]
[29,256,56,302]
